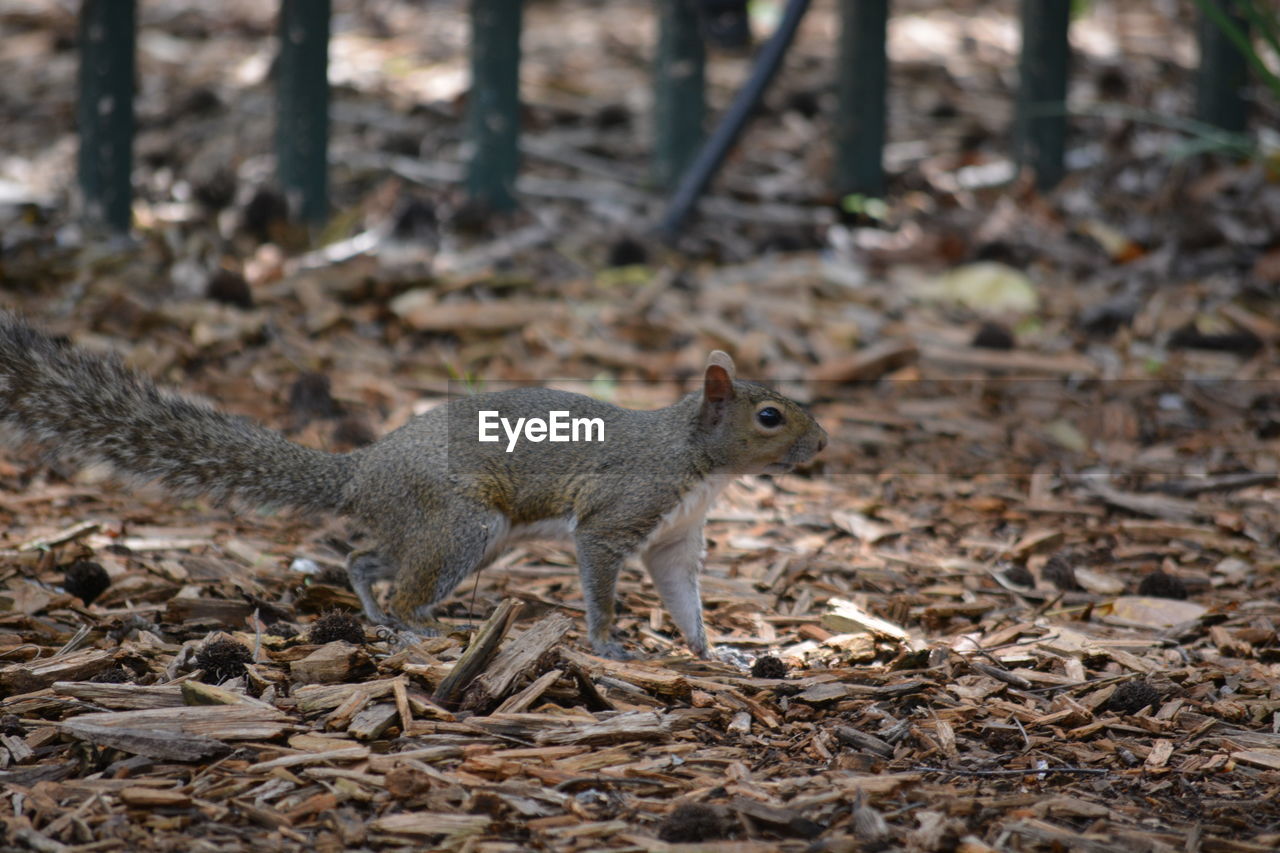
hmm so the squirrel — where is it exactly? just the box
[0,311,827,659]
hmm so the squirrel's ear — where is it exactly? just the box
[704,352,735,403]
[702,353,735,426]
[706,350,736,380]
[704,363,733,403]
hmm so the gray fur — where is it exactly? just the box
[0,312,351,513]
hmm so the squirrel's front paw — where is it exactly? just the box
[376,612,447,643]
[382,604,454,637]
[375,623,439,646]
[708,646,751,667]
[591,640,635,661]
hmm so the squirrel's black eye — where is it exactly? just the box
[757,406,783,428]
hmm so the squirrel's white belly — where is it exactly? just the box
[644,475,730,548]
[481,515,578,564]
[477,476,728,564]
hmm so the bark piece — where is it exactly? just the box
[118,786,193,808]
[292,678,399,714]
[348,702,400,740]
[466,710,673,746]
[52,682,185,710]
[370,812,490,840]
[494,668,566,714]
[290,641,372,684]
[822,597,911,641]
[558,649,692,701]
[814,340,919,383]
[461,611,573,712]
[1,649,117,693]
[391,294,563,333]
[59,703,293,761]
[246,746,369,773]
[433,598,523,706]
[60,719,228,761]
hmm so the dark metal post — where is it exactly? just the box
[77,0,136,232]
[657,0,811,240]
[653,0,706,189]
[277,0,331,226]
[835,0,889,198]
[1195,1,1250,133]
[467,0,524,211]
[1015,0,1071,190]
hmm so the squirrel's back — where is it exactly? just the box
[347,385,689,526]
[0,311,353,513]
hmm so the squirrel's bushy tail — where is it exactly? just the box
[0,311,352,514]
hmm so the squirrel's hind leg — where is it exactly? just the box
[386,507,505,633]
[347,548,397,625]
[348,547,454,637]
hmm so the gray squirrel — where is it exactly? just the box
[0,312,827,658]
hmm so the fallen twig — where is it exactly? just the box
[914,765,1110,777]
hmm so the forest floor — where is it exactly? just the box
[1,1,1279,850]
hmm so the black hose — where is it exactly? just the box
[656,0,812,241]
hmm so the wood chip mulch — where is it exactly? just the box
[3,414,1279,851]
[3,2,1280,849]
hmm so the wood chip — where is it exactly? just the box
[246,746,370,773]
[822,598,911,641]
[1,649,118,693]
[461,611,572,712]
[118,787,193,808]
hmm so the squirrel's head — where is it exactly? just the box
[697,351,828,475]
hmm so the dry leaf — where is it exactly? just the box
[1105,596,1207,629]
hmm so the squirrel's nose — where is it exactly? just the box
[816,430,828,453]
